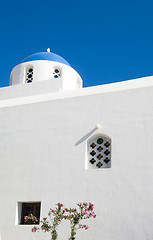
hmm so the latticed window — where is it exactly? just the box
[20,202,41,224]
[26,66,33,83]
[88,135,111,169]
[53,67,61,78]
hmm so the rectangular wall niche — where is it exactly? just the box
[16,202,41,225]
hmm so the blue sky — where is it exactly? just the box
[0,0,153,88]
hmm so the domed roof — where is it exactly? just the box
[21,52,70,66]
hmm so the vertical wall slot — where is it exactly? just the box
[26,66,33,83]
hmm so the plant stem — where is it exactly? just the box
[70,224,76,240]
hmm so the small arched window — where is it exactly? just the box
[76,78,81,88]
[26,66,33,83]
[87,135,111,169]
[53,67,61,78]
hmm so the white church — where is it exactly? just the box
[0,49,153,240]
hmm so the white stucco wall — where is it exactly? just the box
[0,76,153,240]
[10,60,82,91]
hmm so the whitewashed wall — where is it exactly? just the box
[0,77,153,240]
[10,60,82,91]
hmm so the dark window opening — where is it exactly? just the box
[53,68,61,78]
[21,202,41,225]
[26,66,33,83]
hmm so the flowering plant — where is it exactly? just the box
[24,213,38,224]
[27,202,96,240]
[65,202,96,240]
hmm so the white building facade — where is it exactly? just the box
[0,51,153,240]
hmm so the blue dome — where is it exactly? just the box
[21,52,70,66]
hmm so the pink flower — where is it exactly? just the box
[32,227,36,232]
[83,202,88,206]
[85,225,89,230]
[57,202,63,206]
[79,224,84,229]
[91,211,96,218]
[78,202,82,206]
[63,209,65,213]
[83,210,89,215]
[89,202,94,206]
[89,203,94,211]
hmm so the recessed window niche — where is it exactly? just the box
[16,202,41,225]
[53,67,61,78]
[86,135,111,169]
[26,66,33,83]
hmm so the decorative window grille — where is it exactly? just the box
[26,66,33,83]
[53,68,61,78]
[20,202,41,224]
[88,135,111,169]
